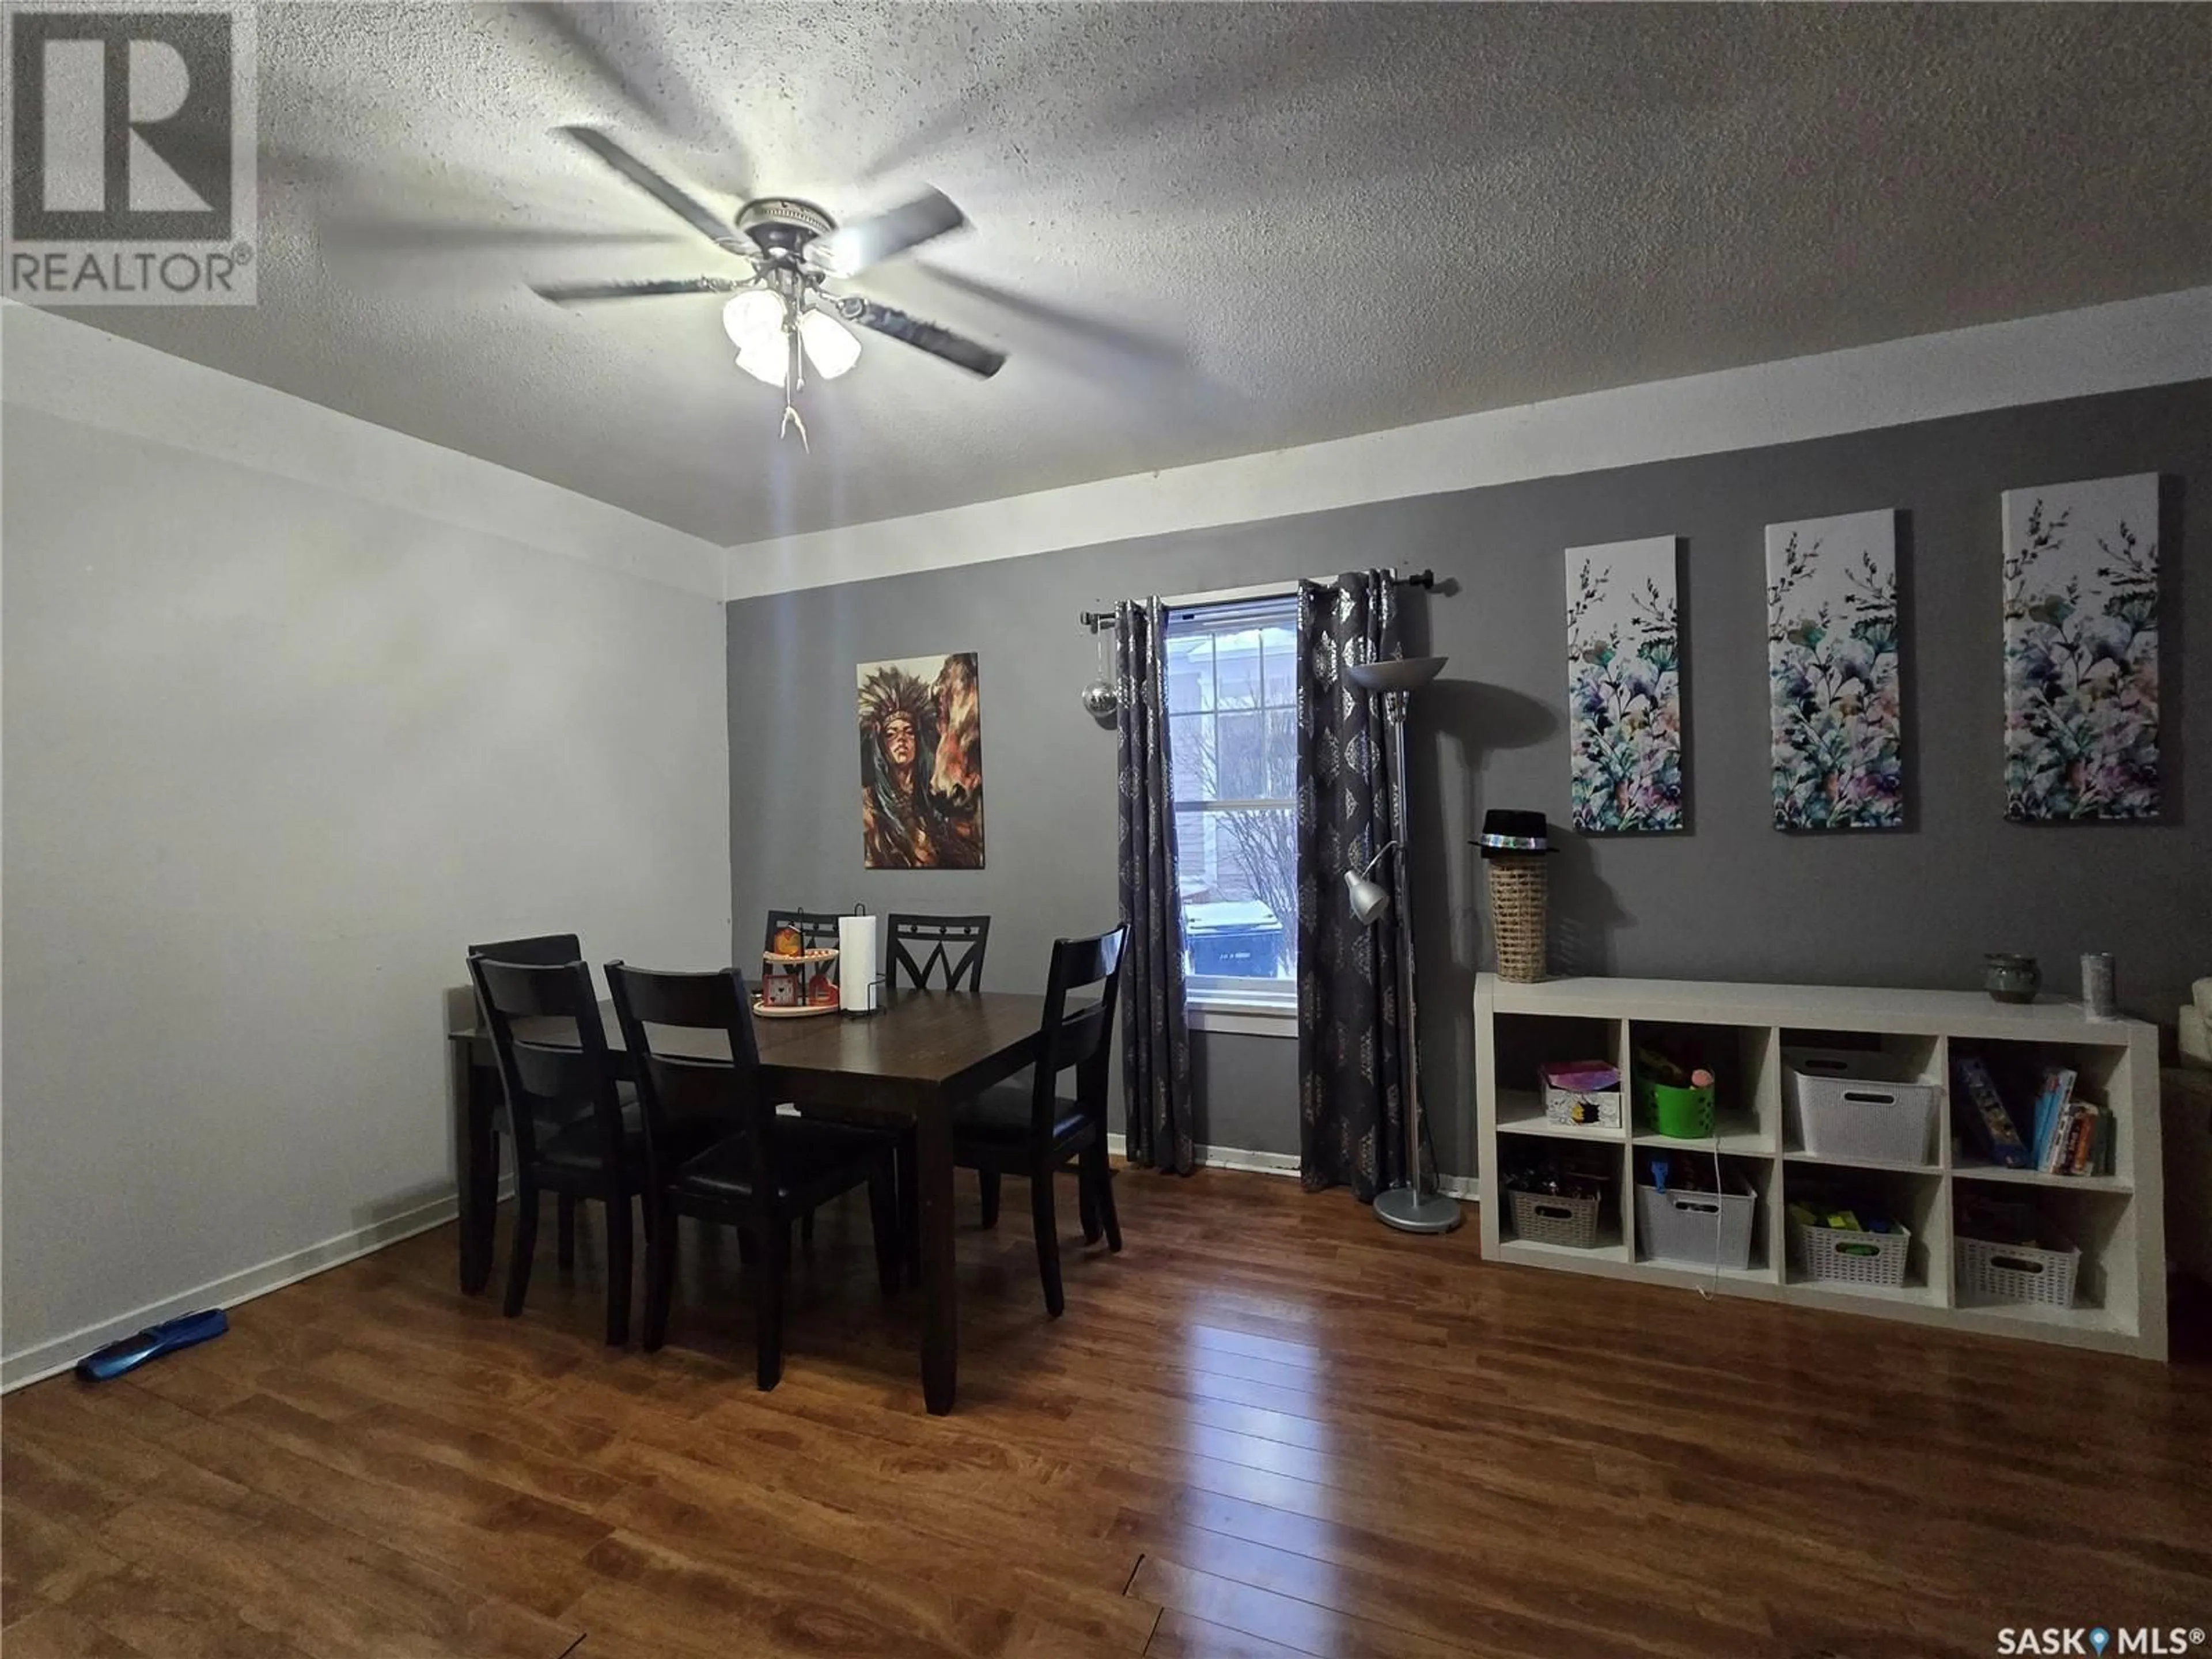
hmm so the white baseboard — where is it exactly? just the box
[1108,1132,1480,1200]
[0,1180,508,1393]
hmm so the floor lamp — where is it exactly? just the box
[1343,655,1461,1234]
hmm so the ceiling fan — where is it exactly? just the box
[531,124,1002,446]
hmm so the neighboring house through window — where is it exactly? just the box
[1164,593,1298,1013]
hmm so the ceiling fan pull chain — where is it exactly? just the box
[779,402,810,453]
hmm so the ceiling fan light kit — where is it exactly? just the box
[532,126,1007,446]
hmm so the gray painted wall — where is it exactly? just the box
[728,381,2208,1176]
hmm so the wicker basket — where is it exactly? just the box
[1507,1184,1604,1249]
[1487,856,1548,983]
[1787,1214,1912,1289]
[1956,1229,2080,1308]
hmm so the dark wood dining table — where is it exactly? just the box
[448,988,1050,1414]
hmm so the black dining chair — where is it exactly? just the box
[469,933,597,1270]
[949,926,1127,1317]
[886,914,998,1227]
[886,914,991,992]
[606,960,903,1389]
[468,953,678,1344]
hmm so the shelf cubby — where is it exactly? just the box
[1783,1162,1946,1301]
[1948,1035,2134,1187]
[1491,1010,1628,1143]
[1476,974,2165,1359]
[1625,1019,1780,1150]
[1630,1149,1778,1282]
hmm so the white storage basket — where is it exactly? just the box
[1635,1181,1756,1271]
[1787,1213,1912,1289]
[1956,1230,2080,1308]
[1507,1185,1604,1249]
[1784,1048,1941,1165]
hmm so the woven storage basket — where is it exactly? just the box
[1507,1185,1603,1249]
[1787,1214,1912,1289]
[1955,1229,2080,1308]
[1487,856,1548,983]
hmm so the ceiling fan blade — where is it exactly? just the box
[327,216,692,256]
[812,188,968,276]
[904,266,1185,369]
[558,125,732,252]
[531,276,726,304]
[840,298,1005,378]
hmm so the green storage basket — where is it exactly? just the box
[1642,1081,1715,1139]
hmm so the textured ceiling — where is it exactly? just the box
[76,3,2212,546]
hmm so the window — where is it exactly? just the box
[1165,593,1299,1013]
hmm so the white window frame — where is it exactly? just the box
[1165,590,1300,1033]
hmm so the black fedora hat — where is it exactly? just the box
[1476,809,1556,859]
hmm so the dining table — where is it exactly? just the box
[448,987,1051,1414]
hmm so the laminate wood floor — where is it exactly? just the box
[5,1168,2209,1659]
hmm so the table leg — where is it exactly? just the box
[452,1039,499,1294]
[914,1105,958,1415]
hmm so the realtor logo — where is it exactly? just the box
[4,1,257,303]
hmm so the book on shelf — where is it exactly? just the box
[1953,1055,2031,1168]
[2031,1065,2078,1174]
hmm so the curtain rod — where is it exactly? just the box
[1080,568,1435,632]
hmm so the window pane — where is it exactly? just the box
[1184,806,1296,980]
[1169,713,1210,800]
[1264,708,1297,798]
[1262,625,1296,706]
[1214,628,1263,708]
[1166,634,1213,714]
[1218,710,1264,800]
[1173,808,1208,897]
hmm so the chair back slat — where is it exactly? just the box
[607,961,770,1199]
[1028,925,1128,1135]
[887,914,991,992]
[763,910,842,954]
[469,933,582,968]
[467,954,626,1181]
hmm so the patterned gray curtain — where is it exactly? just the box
[1115,599,1195,1175]
[1296,573,1407,1198]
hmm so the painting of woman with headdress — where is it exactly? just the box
[857,653,985,869]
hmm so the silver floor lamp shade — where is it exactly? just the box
[1343,655,1461,1235]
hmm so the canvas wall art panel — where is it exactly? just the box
[1565,536,1683,833]
[857,652,984,868]
[1766,509,1903,831]
[2001,473,2160,821]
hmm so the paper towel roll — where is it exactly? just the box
[839,915,879,1013]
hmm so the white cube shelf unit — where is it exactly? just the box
[1475,974,2166,1359]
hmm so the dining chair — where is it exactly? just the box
[886,914,991,992]
[606,960,903,1389]
[886,914,998,1227]
[469,933,596,1270]
[468,953,674,1344]
[949,925,1128,1317]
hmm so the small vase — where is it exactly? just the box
[1984,953,2041,1005]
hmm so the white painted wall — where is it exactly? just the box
[0,309,732,1386]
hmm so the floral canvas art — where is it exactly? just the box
[2001,474,2160,821]
[1766,510,1903,831]
[1565,536,1683,832]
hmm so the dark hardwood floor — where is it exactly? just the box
[5,1167,2209,1659]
